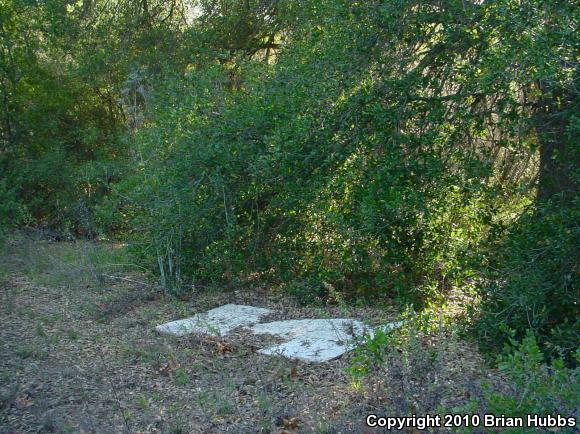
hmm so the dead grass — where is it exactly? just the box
[0,235,495,433]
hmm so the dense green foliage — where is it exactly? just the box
[457,332,579,433]
[0,0,192,231]
[475,201,579,363]
[1,0,578,364]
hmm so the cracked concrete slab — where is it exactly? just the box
[156,304,402,362]
[250,318,403,363]
[155,304,273,337]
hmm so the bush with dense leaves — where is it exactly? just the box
[115,0,504,302]
[474,200,579,364]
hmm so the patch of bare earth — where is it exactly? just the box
[0,239,494,433]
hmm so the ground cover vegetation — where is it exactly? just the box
[1,0,578,430]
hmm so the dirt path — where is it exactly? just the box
[0,238,490,433]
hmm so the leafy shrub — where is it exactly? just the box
[0,178,27,231]
[347,328,393,379]
[116,0,503,300]
[454,332,579,434]
[473,200,579,364]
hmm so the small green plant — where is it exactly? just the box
[217,398,234,415]
[196,390,209,408]
[137,396,149,409]
[174,368,189,386]
[15,345,35,359]
[347,329,391,379]
[36,322,46,337]
[257,392,273,413]
[452,331,579,433]
[167,424,184,434]
[492,333,578,416]
[0,384,18,411]
[46,333,61,346]
[121,409,133,422]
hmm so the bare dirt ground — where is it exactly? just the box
[0,235,493,433]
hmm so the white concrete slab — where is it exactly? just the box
[249,319,403,363]
[373,321,404,336]
[155,304,273,337]
[155,303,403,362]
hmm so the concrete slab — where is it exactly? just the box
[250,319,402,363]
[155,304,273,337]
[156,303,402,362]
